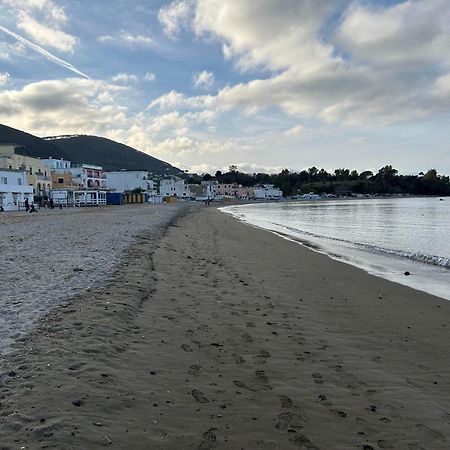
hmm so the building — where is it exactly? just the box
[0,144,52,199]
[106,170,155,194]
[200,180,218,198]
[217,183,253,198]
[0,169,34,211]
[41,157,71,171]
[68,164,107,190]
[159,177,190,198]
[253,184,283,199]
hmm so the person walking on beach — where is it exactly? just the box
[24,198,29,212]
[29,203,37,213]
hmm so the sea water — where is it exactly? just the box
[221,197,450,300]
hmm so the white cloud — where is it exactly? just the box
[98,31,158,49]
[17,12,76,52]
[144,72,156,81]
[186,0,450,127]
[284,125,304,137]
[158,0,192,39]
[0,72,10,85]
[111,72,138,84]
[2,0,76,53]
[0,25,88,78]
[192,70,214,89]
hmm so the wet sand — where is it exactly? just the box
[1,207,450,449]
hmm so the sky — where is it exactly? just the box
[0,0,450,175]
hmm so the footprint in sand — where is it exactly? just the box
[279,396,293,409]
[253,350,271,365]
[242,332,253,343]
[198,428,218,450]
[181,344,193,352]
[191,389,210,403]
[312,373,324,384]
[233,380,256,392]
[275,412,304,431]
[231,354,245,365]
[289,433,319,449]
[188,365,202,376]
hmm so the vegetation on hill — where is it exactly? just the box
[190,165,450,197]
[0,124,68,159]
[0,124,181,175]
[46,135,181,175]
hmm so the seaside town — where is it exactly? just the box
[0,142,285,212]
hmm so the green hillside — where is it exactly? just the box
[0,124,182,175]
[0,124,68,159]
[46,135,181,175]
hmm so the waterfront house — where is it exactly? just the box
[253,184,283,199]
[106,170,156,195]
[0,169,34,211]
[159,177,190,198]
[0,144,52,200]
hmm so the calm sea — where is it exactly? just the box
[221,197,450,300]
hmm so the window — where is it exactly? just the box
[17,178,22,185]
[29,167,33,175]
[58,177,64,184]
[1,177,7,184]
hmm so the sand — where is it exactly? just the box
[0,204,184,355]
[1,206,450,449]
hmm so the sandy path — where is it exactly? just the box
[1,207,450,449]
[0,204,183,355]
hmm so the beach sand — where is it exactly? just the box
[1,207,450,449]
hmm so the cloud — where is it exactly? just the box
[0,78,126,135]
[185,0,450,127]
[2,0,76,53]
[0,72,10,85]
[17,12,77,53]
[111,72,138,84]
[98,31,158,49]
[144,72,156,81]
[284,125,304,137]
[0,25,88,78]
[192,70,214,89]
[158,0,192,39]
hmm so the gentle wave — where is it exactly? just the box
[271,222,450,269]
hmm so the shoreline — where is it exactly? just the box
[1,207,450,449]
[220,199,450,301]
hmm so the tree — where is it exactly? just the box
[229,165,238,173]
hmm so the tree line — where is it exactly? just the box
[187,165,450,197]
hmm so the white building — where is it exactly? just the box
[41,157,71,171]
[106,170,155,194]
[159,177,190,198]
[253,184,283,199]
[66,164,107,190]
[0,169,34,211]
[201,180,218,199]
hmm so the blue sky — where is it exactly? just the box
[0,0,449,175]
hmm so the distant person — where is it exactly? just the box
[59,203,63,210]
[49,198,54,209]
[29,203,37,213]
[24,198,29,212]
[0,206,4,212]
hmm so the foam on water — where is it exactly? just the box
[221,197,450,300]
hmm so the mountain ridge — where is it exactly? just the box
[0,124,181,175]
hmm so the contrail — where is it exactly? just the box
[0,25,89,79]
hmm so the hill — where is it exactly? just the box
[0,123,68,159]
[0,124,182,175]
[45,135,182,175]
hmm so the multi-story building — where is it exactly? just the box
[41,157,72,171]
[159,177,190,198]
[0,169,34,211]
[217,183,253,198]
[0,144,51,198]
[252,184,283,199]
[106,170,155,194]
[68,164,107,190]
[200,180,218,198]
